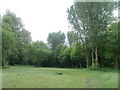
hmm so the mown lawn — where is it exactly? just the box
[2,66,118,88]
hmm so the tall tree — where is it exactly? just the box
[67,2,117,67]
[2,10,32,65]
[47,31,66,50]
[47,31,66,66]
[67,4,90,68]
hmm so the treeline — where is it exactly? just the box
[1,2,120,69]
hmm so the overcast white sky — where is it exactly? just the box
[0,0,74,43]
[0,0,118,43]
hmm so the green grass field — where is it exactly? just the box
[2,66,118,88]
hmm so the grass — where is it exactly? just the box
[2,66,118,88]
[0,69,2,89]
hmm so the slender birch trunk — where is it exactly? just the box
[95,47,98,67]
[92,47,94,65]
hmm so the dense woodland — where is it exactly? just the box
[1,2,120,69]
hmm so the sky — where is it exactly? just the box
[0,0,74,43]
[0,0,118,43]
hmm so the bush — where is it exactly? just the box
[2,65,10,69]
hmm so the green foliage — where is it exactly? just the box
[2,10,23,33]
[2,10,31,66]
[47,31,66,67]
[67,31,78,46]
[59,46,71,64]
[2,29,17,66]
[70,43,83,61]
[2,2,119,70]
[103,22,119,68]
[67,2,118,68]
[26,41,53,67]
[47,31,66,50]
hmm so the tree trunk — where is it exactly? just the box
[115,56,118,69]
[85,46,89,68]
[72,61,74,68]
[77,60,79,68]
[92,47,94,65]
[79,59,81,68]
[95,47,98,67]
[86,56,89,68]
[85,49,89,68]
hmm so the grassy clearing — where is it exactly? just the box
[2,66,118,88]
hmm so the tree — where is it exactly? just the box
[58,45,72,68]
[26,41,53,67]
[19,29,31,45]
[67,31,78,46]
[0,15,2,67]
[2,10,23,33]
[67,4,90,68]
[47,31,66,51]
[70,43,85,68]
[103,22,119,68]
[2,10,32,65]
[2,29,17,66]
[17,29,32,65]
[47,31,66,67]
[67,2,117,67]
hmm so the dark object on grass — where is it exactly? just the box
[89,68,93,70]
[56,72,63,75]
[89,68,98,70]
[94,68,98,70]
[17,74,20,76]
[101,69,107,72]
[87,80,90,83]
